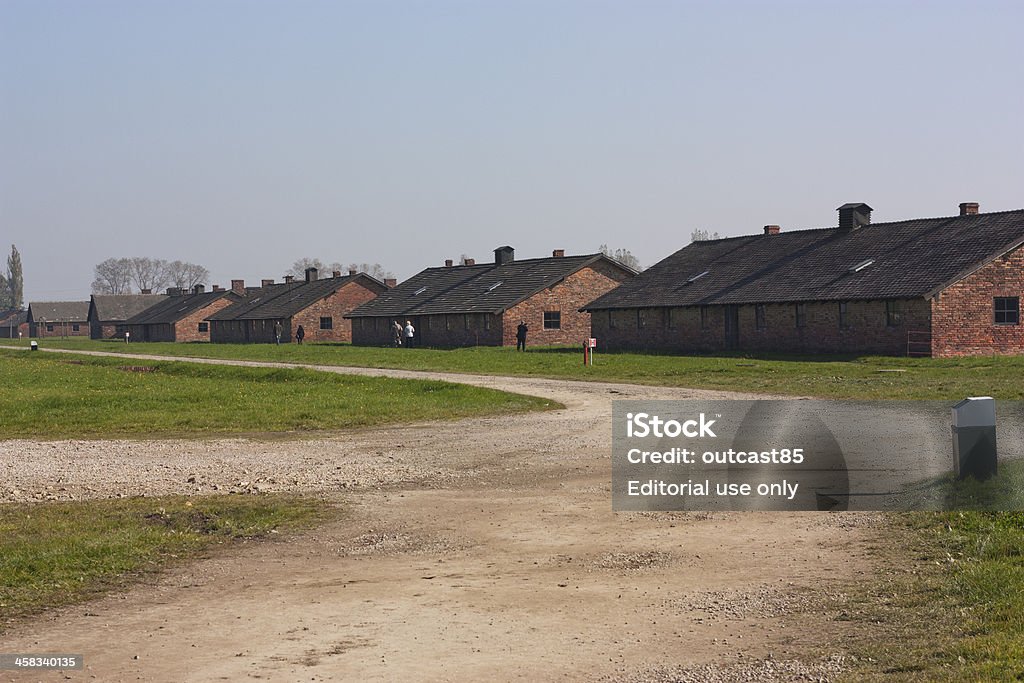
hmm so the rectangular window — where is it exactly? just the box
[608,310,616,329]
[839,302,849,329]
[995,297,1020,325]
[46,324,53,332]
[484,315,490,331]
[700,306,709,330]
[72,324,80,332]
[666,308,677,330]
[544,311,561,329]
[320,317,333,330]
[464,314,470,330]
[198,322,209,333]
[755,304,766,330]
[886,301,902,327]
[795,303,806,328]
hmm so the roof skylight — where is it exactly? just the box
[414,287,427,295]
[686,270,710,284]
[487,281,503,292]
[849,258,875,273]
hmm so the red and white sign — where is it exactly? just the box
[588,338,597,348]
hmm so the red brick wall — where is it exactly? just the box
[290,280,382,343]
[932,247,1024,357]
[32,320,90,338]
[173,298,235,342]
[591,299,930,356]
[503,260,631,347]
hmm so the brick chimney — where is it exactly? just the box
[552,249,565,257]
[464,258,476,266]
[140,288,152,295]
[212,285,224,292]
[332,270,341,278]
[764,225,780,236]
[284,275,294,284]
[231,279,245,295]
[445,259,454,267]
[960,202,980,216]
[305,267,318,282]
[494,246,514,265]
[384,278,397,288]
[166,287,182,296]
[261,279,274,287]
[349,268,357,276]
[193,284,205,294]
[837,203,872,231]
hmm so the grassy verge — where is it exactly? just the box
[4,337,1023,400]
[0,494,331,628]
[839,462,1024,681]
[0,349,556,439]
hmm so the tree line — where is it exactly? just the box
[92,258,210,295]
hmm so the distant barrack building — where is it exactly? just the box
[207,268,389,344]
[582,202,1024,358]
[125,285,240,342]
[347,246,636,347]
[89,293,166,339]
[27,301,91,338]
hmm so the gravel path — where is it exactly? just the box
[1,348,875,682]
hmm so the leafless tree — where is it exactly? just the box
[689,229,720,242]
[166,260,210,290]
[347,262,395,280]
[128,257,171,292]
[91,258,133,295]
[287,257,327,278]
[598,245,642,271]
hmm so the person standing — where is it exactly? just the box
[296,324,305,344]
[403,320,415,348]
[125,330,130,345]
[393,320,403,347]
[516,320,528,351]
[274,320,283,345]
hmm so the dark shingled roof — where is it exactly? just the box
[348,253,635,318]
[28,301,91,321]
[0,310,27,326]
[583,209,1024,310]
[90,294,167,322]
[126,291,235,325]
[209,274,387,321]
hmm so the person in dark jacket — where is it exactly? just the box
[295,325,305,344]
[516,320,528,351]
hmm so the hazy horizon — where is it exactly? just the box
[3,0,1022,302]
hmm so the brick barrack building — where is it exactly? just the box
[27,301,91,338]
[89,293,166,339]
[582,203,1024,358]
[348,246,635,347]
[208,268,390,344]
[125,285,241,342]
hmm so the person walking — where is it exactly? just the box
[274,320,283,345]
[403,320,415,348]
[516,320,528,351]
[393,320,403,347]
[295,324,305,344]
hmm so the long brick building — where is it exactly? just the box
[89,294,166,339]
[583,202,1024,358]
[208,269,389,344]
[348,247,635,347]
[27,301,91,338]
[125,285,240,342]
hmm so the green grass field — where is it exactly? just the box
[0,494,330,627]
[0,349,556,439]
[4,337,1024,400]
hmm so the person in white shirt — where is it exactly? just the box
[404,320,415,348]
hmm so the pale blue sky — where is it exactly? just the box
[2,0,1022,301]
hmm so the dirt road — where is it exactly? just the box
[2,350,874,681]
